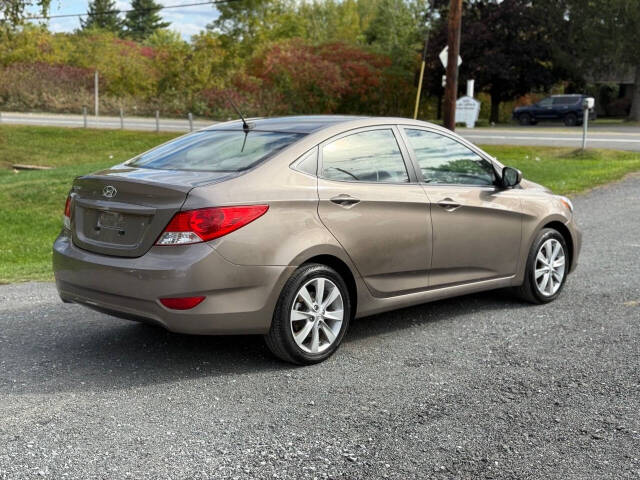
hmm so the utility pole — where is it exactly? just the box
[443,0,462,131]
[413,33,429,120]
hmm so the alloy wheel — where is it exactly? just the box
[534,238,566,296]
[290,277,344,354]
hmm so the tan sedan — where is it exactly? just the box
[53,116,581,364]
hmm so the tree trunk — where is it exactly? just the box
[629,63,640,122]
[490,91,501,124]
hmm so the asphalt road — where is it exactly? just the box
[1,176,639,479]
[459,125,640,152]
[2,112,640,151]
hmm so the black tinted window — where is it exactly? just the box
[553,96,579,106]
[321,129,409,183]
[129,130,304,171]
[404,129,495,186]
[537,98,553,107]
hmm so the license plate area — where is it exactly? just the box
[97,211,126,233]
[76,206,151,248]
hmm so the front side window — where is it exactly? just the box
[129,130,304,172]
[537,98,553,107]
[321,129,409,183]
[403,129,496,186]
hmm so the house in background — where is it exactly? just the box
[588,66,635,117]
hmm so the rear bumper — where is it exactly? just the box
[53,231,294,334]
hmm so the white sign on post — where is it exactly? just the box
[439,46,462,69]
[455,96,481,128]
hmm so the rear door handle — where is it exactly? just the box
[437,198,461,211]
[330,195,360,207]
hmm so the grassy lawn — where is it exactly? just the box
[0,126,179,283]
[483,145,640,194]
[1,124,639,284]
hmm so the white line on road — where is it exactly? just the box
[462,135,640,144]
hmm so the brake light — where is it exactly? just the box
[156,205,269,246]
[63,195,72,230]
[159,296,205,310]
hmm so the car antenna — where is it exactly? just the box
[226,97,253,133]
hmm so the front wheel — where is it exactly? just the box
[514,228,568,304]
[265,263,351,365]
[564,113,578,126]
[518,113,533,125]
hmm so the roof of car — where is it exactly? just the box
[207,115,371,134]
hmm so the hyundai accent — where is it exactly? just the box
[53,116,582,364]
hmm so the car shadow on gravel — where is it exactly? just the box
[346,288,529,343]
[1,289,530,395]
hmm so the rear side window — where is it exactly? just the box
[321,129,409,183]
[553,96,579,106]
[404,129,496,186]
[129,130,304,171]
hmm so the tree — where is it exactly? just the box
[297,0,363,44]
[0,0,50,26]
[566,0,640,121]
[80,0,122,34]
[365,0,428,70]
[207,0,305,57]
[124,0,169,42]
[456,0,558,123]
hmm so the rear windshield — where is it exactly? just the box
[128,129,305,172]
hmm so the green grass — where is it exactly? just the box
[0,126,179,283]
[0,125,639,283]
[481,145,640,195]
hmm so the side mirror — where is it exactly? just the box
[501,166,522,188]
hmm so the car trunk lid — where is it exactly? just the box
[70,166,234,257]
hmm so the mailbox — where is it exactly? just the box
[583,97,595,110]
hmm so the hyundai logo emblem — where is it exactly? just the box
[102,185,117,198]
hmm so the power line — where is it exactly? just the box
[25,0,240,21]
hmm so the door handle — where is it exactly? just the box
[437,198,461,211]
[330,195,360,207]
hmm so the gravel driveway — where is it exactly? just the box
[1,175,639,480]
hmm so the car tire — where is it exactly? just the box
[564,113,578,126]
[265,263,351,365]
[518,113,532,126]
[514,228,569,304]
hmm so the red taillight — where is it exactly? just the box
[156,205,269,246]
[64,196,71,217]
[63,195,72,229]
[159,296,205,310]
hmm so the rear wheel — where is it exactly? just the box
[265,263,351,365]
[514,228,568,304]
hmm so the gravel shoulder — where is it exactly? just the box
[1,176,639,479]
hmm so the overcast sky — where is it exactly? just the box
[28,1,220,40]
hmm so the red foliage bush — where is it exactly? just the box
[0,63,96,112]
[203,39,399,117]
[0,38,406,118]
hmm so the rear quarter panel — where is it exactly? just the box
[181,153,352,269]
